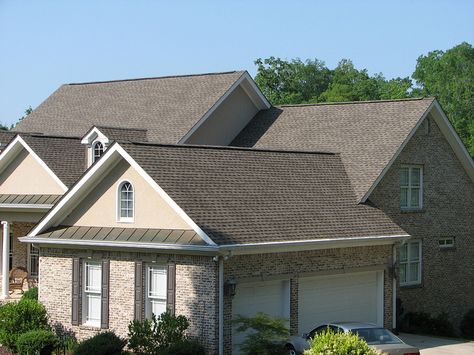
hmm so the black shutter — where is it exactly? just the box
[134,261,143,321]
[72,258,81,326]
[167,263,176,315]
[101,259,110,329]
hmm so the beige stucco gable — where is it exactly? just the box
[0,148,65,195]
[62,158,191,229]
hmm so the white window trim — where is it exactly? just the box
[88,139,107,167]
[400,240,422,286]
[82,261,102,327]
[400,165,423,210]
[145,264,167,319]
[117,180,134,223]
[92,141,105,163]
[439,237,455,249]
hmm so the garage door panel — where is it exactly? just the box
[299,271,382,334]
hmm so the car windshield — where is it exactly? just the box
[352,328,402,345]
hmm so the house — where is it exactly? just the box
[0,70,472,354]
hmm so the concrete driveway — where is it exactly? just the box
[399,333,474,355]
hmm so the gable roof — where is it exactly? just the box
[0,134,84,189]
[13,71,249,143]
[232,97,436,201]
[0,130,18,150]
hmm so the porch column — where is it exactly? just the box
[1,221,9,299]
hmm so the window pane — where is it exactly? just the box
[411,168,421,187]
[86,294,101,323]
[86,263,101,292]
[399,244,408,262]
[400,188,408,207]
[151,300,167,317]
[410,242,420,261]
[400,168,409,186]
[149,267,167,298]
[409,263,419,282]
[410,188,420,207]
[399,264,407,283]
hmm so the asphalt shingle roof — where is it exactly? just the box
[20,134,85,188]
[93,126,148,142]
[121,142,407,245]
[232,98,435,201]
[13,71,245,143]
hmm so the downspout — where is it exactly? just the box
[218,256,224,355]
[392,243,397,330]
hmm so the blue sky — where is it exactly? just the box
[1,0,473,126]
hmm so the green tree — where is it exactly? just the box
[254,57,332,104]
[413,42,474,155]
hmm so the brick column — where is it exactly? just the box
[290,277,298,335]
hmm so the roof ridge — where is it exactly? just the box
[95,125,148,132]
[124,141,338,156]
[66,70,245,86]
[22,133,82,140]
[279,97,435,108]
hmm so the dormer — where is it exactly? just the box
[81,127,110,167]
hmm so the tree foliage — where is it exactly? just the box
[306,328,377,355]
[413,42,474,155]
[255,42,474,155]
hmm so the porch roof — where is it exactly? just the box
[0,194,62,206]
[32,225,206,246]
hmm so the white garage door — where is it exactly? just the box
[298,271,384,334]
[232,279,290,354]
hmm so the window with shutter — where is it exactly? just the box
[83,261,102,327]
[145,265,167,318]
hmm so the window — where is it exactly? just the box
[400,166,423,210]
[399,241,422,286]
[146,265,167,318]
[439,237,455,249]
[118,181,134,222]
[83,261,102,326]
[28,244,39,278]
[92,141,104,163]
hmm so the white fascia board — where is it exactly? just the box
[361,100,435,203]
[218,234,410,255]
[19,237,219,254]
[28,142,217,246]
[0,135,68,193]
[0,204,53,210]
[178,71,270,144]
[81,127,109,145]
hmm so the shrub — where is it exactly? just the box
[127,312,190,355]
[0,299,49,352]
[460,309,474,338]
[73,331,126,355]
[401,312,455,337]
[158,339,206,355]
[16,329,58,355]
[233,312,289,355]
[306,328,377,355]
[22,287,38,301]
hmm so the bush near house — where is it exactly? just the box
[128,312,204,355]
[0,299,49,353]
[16,329,58,355]
[401,312,455,337]
[73,332,126,355]
[305,328,377,355]
[460,309,474,338]
[233,312,289,355]
[21,287,38,301]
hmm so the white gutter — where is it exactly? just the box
[219,234,411,255]
[0,204,54,210]
[218,257,224,355]
[19,237,219,254]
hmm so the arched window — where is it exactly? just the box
[92,141,104,163]
[118,181,134,221]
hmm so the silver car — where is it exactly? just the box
[285,322,420,355]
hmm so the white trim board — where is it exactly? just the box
[178,71,271,144]
[362,99,474,202]
[0,135,68,192]
[27,142,217,246]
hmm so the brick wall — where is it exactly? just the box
[369,115,474,330]
[39,248,219,354]
[223,245,393,353]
